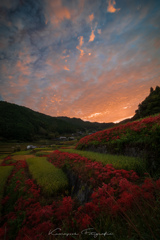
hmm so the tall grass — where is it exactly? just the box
[61,149,146,175]
[0,166,13,216]
[26,157,68,196]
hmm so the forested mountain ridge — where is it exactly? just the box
[118,86,160,125]
[0,101,114,141]
[132,86,160,120]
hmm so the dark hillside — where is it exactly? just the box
[116,86,160,126]
[132,86,160,120]
[0,101,114,141]
[58,116,114,131]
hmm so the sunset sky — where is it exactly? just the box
[0,0,160,123]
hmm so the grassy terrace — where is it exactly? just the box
[60,148,146,175]
[26,157,68,196]
[12,150,31,155]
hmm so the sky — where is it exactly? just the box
[0,0,160,123]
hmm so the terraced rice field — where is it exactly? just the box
[0,115,160,240]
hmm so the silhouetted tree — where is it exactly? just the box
[150,87,154,93]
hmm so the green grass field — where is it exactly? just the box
[26,157,68,196]
[60,148,146,175]
[12,150,32,155]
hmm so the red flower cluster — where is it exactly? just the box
[48,150,139,188]
[1,155,16,166]
[77,177,160,223]
[53,196,73,221]
[47,151,160,234]
[0,152,160,239]
[75,114,160,149]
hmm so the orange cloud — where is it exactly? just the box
[77,48,84,57]
[76,36,84,57]
[87,112,102,118]
[64,66,70,71]
[16,61,30,76]
[97,29,101,34]
[89,30,95,42]
[46,0,71,25]
[107,0,120,13]
[61,54,70,60]
[79,36,84,47]
[89,13,94,22]
[56,7,71,21]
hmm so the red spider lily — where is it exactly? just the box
[1,148,160,240]
[1,195,9,205]
[75,114,160,150]
[48,150,139,190]
[54,196,74,221]
[75,213,92,230]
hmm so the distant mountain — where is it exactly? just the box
[132,86,160,120]
[0,101,114,142]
